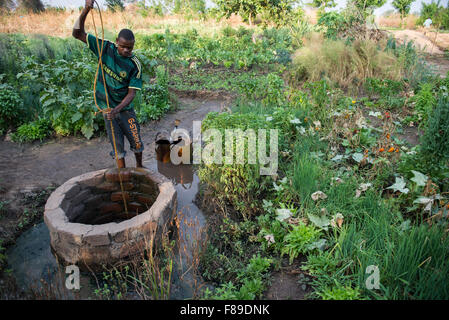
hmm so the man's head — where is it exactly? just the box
[116,29,135,57]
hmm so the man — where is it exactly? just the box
[72,0,144,168]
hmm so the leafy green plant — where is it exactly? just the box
[417,94,449,181]
[317,11,347,40]
[204,254,272,300]
[408,82,436,128]
[136,65,171,123]
[281,223,322,264]
[11,118,52,142]
[0,82,25,134]
[317,282,362,300]
[364,77,404,109]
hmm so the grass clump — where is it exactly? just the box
[290,34,403,89]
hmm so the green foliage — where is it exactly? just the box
[317,282,362,300]
[23,56,98,139]
[281,223,322,264]
[173,0,206,16]
[135,26,289,70]
[0,82,25,134]
[385,37,435,89]
[136,65,171,123]
[408,82,436,128]
[364,77,404,109]
[392,0,414,27]
[418,94,449,177]
[416,0,449,30]
[214,0,298,26]
[11,118,51,142]
[17,0,44,13]
[204,254,272,299]
[317,11,347,40]
[238,72,285,106]
[105,0,124,12]
[350,0,387,17]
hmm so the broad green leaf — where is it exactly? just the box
[411,170,428,187]
[306,238,327,251]
[71,112,82,123]
[307,213,330,230]
[352,153,364,163]
[81,125,94,140]
[276,209,293,222]
[387,177,409,194]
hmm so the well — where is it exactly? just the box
[44,168,177,271]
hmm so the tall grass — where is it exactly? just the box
[0,9,249,38]
[290,33,403,89]
[305,179,449,299]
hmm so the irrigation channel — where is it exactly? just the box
[6,145,208,299]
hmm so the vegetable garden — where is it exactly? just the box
[0,1,449,300]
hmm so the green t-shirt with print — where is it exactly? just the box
[86,33,142,111]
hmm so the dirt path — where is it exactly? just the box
[389,29,446,54]
[0,96,227,197]
[388,29,449,77]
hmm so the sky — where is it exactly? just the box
[42,0,447,16]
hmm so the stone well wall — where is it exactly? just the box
[44,168,177,271]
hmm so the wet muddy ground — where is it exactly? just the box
[0,95,226,299]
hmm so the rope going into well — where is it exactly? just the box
[90,1,128,216]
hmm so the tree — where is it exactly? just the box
[173,0,206,15]
[18,0,44,12]
[0,0,14,10]
[106,0,125,12]
[310,0,336,18]
[392,0,415,28]
[417,0,449,30]
[214,0,298,26]
[350,0,387,18]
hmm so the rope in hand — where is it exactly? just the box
[90,0,128,216]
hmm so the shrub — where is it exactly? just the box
[0,82,24,134]
[364,77,405,109]
[281,222,322,264]
[410,82,437,127]
[290,35,402,89]
[318,283,362,300]
[11,118,52,142]
[136,65,171,123]
[418,94,449,179]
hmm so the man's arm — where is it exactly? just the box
[106,88,137,120]
[72,0,94,43]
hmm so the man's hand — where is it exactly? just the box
[86,0,94,8]
[106,108,119,121]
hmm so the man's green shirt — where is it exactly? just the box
[87,33,142,111]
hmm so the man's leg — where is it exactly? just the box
[135,152,143,168]
[104,114,126,168]
[119,109,145,168]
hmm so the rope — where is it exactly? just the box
[90,1,128,216]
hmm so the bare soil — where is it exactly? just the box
[264,257,313,300]
[0,96,226,195]
[389,29,446,54]
[388,29,449,77]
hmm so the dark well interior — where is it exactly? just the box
[64,170,159,225]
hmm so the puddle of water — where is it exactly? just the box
[6,144,208,300]
[6,223,94,299]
